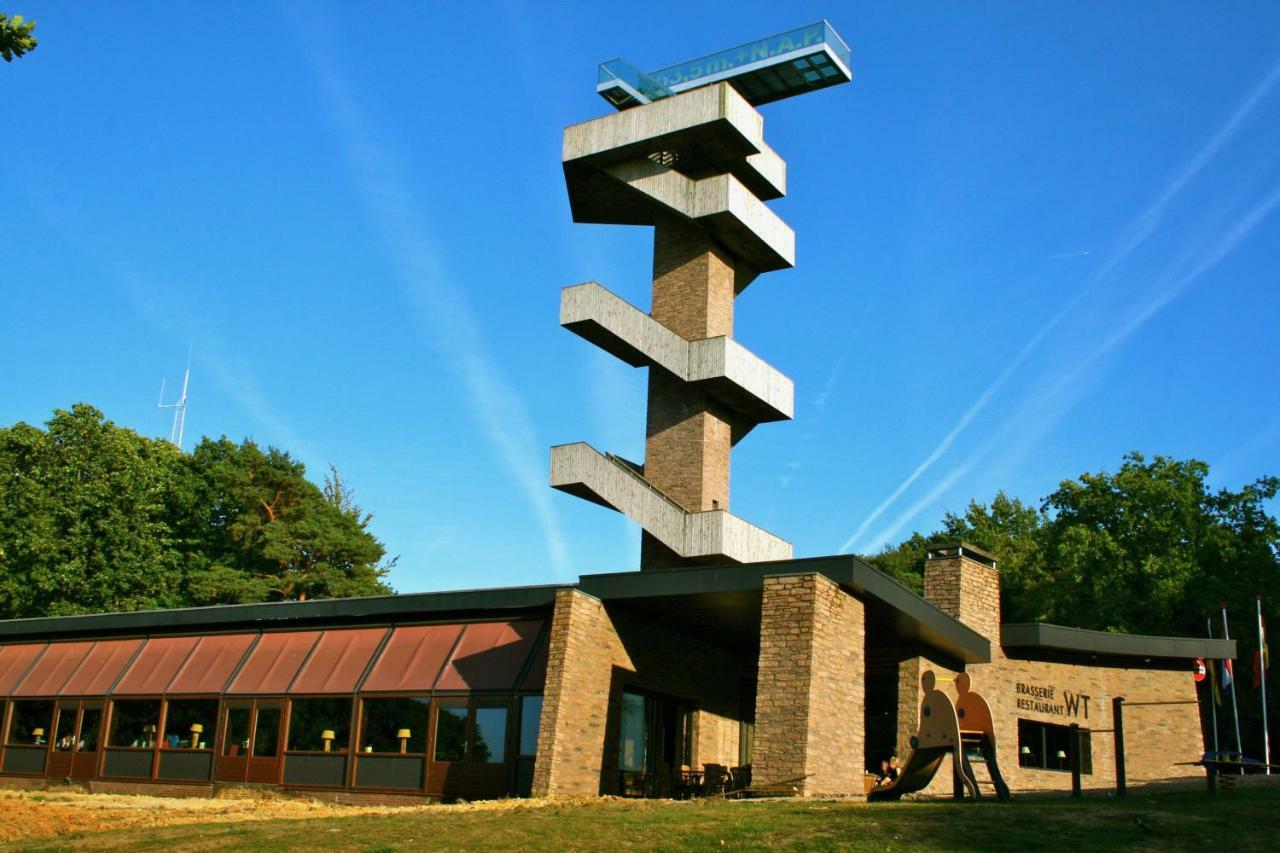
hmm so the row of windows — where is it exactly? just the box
[3,696,544,765]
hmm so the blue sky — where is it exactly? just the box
[3,2,1279,594]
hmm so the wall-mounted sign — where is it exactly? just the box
[1015,681,1092,719]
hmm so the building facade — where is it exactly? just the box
[0,543,1229,801]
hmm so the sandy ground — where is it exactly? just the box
[0,789,572,844]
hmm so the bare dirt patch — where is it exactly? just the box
[0,789,579,844]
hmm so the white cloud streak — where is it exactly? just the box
[838,53,1280,555]
[287,10,570,576]
[859,181,1280,554]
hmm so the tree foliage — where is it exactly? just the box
[0,13,37,62]
[868,452,1279,639]
[867,452,1280,752]
[0,405,393,619]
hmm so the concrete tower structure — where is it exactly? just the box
[550,24,852,569]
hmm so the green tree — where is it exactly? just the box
[177,438,393,605]
[873,453,1280,754]
[0,405,186,617]
[0,405,394,618]
[0,13,37,61]
[870,452,1279,640]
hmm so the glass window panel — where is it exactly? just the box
[360,697,428,754]
[518,696,542,757]
[286,698,351,752]
[473,707,507,764]
[108,700,161,748]
[811,52,829,65]
[224,707,250,757]
[163,699,218,749]
[54,705,78,751]
[618,692,647,772]
[78,707,101,752]
[803,70,821,83]
[434,705,467,762]
[1016,719,1091,774]
[6,700,53,745]
[253,705,281,757]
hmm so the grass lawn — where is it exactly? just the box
[11,785,1280,852]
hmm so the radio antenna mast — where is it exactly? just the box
[158,353,191,450]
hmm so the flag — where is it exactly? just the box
[1223,657,1235,690]
[1210,656,1223,706]
[1254,613,1269,689]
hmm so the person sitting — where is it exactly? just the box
[874,756,900,787]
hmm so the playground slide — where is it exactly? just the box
[868,670,1011,802]
[867,746,949,801]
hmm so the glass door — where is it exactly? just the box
[48,704,78,776]
[71,704,101,779]
[247,702,282,784]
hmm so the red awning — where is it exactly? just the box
[167,634,256,695]
[0,644,47,696]
[360,624,464,693]
[225,631,321,695]
[290,628,388,694]
[59,639,143,696]
[112,636,200,695]
[12,641,94,697]
[436,620,543,691]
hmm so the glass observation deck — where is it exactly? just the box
[597,21,851,110]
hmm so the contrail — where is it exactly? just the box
[287,8,571,577]
[838,53,1280,555]
[874,181,1280,551]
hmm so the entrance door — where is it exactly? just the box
[618,691,692,797]
[71,704,102,779]
[217,701,282,784]
[47,703,78,777]
[247,703,282,783]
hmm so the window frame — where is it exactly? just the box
[1017,718,1092,775]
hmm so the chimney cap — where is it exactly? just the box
[925,540,997,568]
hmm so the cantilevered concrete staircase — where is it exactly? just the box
[550,82,798,568]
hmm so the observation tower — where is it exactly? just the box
[550,22,852,569]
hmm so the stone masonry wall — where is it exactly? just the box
[753,573,864,796]
[916,550,1202,794]
[922,554,1001,646]
[642,217,736,526]
[532,588,748,797]
[532,589,629,797]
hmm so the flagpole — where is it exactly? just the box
[1259,596,1270,775]
[1224,606,1244,761]
[1208,617,1220,756]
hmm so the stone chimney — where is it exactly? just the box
[923,541,1001,647]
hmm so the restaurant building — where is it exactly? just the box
[0,543,1232,801]
[0,25,1233,801]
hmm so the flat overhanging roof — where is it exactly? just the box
[1002,622,1237,662]
[579,554,991,665]
[597,21,852,110]
[0,585,564,641]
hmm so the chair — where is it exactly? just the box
[703,763,732,796]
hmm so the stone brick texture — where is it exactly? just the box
[532,588,749,797]
[908,551,1203,795]
[642,217,739,528]
[753,573,865,797]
